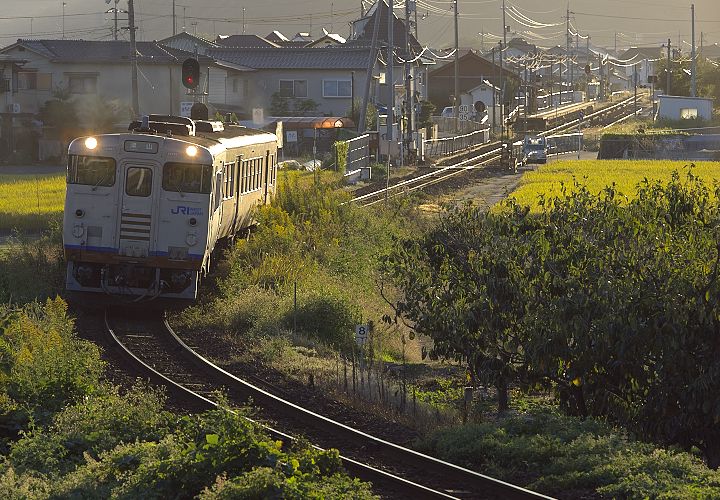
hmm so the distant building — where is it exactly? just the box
[656,95,714,121]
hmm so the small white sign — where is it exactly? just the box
[286,130,298,143]
[355,324,369,345]
[179,101,194,117]
[252,108,264,124]
[459,104,470,113]
[459,113,470,121]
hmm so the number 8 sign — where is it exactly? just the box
[355,324,369,345]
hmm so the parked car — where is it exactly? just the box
[441,106,455,118]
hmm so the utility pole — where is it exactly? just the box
[128,0,139,118]
[499,41,504,141]
[405,0,413,160]
[387,0,395,178]
[565,3,570,104]
[492,46,496,132]
[62,2,66,39]
[358,0,381,134]
[173,0,176,35]
[666,38,672,95]
[614,32,617,54]
[634,63,638,116]
[691,3,697,97]
[502,0,507,48]
[453,0,459,134]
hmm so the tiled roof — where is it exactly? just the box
[215,35,280,49]
[6,39,213,64]
[618,46,663,61]
[207,47,373,70]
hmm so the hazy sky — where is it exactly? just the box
[0,0,718,51]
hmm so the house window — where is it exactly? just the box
[68,74,97,94]
[279,79,307,98]
[322,79,352,98]
[16,72,52,91]
[680,108,698,120]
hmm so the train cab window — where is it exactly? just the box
[162,163,212,194]
[67,156,116,187]
[125,167,152,197]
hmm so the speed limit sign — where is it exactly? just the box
[355,324,369,345]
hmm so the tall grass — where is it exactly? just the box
[0,174,65,232]
[510,160,720,212]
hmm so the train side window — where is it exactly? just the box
[223,161,235,199]
[125,167,152,197]
[67,155,116,187]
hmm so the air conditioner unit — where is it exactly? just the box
[7,103,20,113]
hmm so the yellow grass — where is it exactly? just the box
[0,174,66,232]
[509,160,720,212]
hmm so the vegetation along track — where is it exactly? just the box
[102,307,551,500]
[353,95,643,207]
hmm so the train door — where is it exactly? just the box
[118,160,156,258]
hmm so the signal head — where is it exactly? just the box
[182,58,200,90]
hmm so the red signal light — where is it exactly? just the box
[182,58,200,90]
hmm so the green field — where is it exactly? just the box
[510,159,720,211]
[0,174,65,232]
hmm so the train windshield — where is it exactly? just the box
[162,162,212,194]
[67,156,116,187]
[525,137,546,150]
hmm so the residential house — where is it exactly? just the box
[206,46,374,118]
[616,46,663,88]
[0,38,216,118]
[428,50,518,109]
[157,32,218,55]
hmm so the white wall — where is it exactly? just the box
[657,96,713,121]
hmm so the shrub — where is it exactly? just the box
[9,383,171,476]
[417,408,720,498]
[0,298,104,433]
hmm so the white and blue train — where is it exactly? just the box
[63,115,278,301]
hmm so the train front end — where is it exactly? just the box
[63,134,212,301]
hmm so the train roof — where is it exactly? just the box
[127,117,277,152]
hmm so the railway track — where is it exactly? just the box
[103,308,551,499]
[351,95,645,207]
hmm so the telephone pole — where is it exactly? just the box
[690,3,697,97]
[565,4,570,104]
[128,0,139,118]
[405,0,412,160]
[666,38,672,95]
[172,0,176,35]
[453,0,459,133]
[387,0,395,170]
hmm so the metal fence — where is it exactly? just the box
[423,128,491,158]
[546,132,584,155]
[430,116,488,135]
[344,134,371,171]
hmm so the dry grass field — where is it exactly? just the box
[0,174,65,232]
[509,159,720,211]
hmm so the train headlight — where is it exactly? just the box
[185,234,198,246]
[72,224,84,238]
[75,209,85,218]
[84,137,98,150]
[185,145,198,157]
[188,217,197,226]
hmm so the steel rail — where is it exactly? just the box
[160,315,552,500]
[103,309,459,500]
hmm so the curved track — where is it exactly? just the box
[103,308,552,500]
